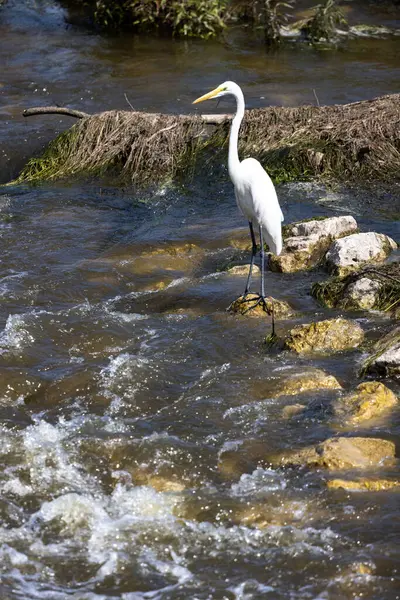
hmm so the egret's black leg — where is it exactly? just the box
[259,225,265,298]
[244,221,257,296]
[260,225,275,337]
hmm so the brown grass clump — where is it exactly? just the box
[14,93,400,186]
[230,93,400,182]
[16,110,204,185]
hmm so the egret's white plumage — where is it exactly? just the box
[194,81,283,257]
[194,81,283,332]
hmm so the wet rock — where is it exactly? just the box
[281,403,307,418]
[269,368,342,397]
[270,215,357,273]
[285,215,357,239]
[333,381,398,424]
[362,325,400,378]
[312,261,400,312]
[284,318,364,354]
[326,232,397,276]
[226,264,260,276]
[233,499,308,528]
[218,440,271,480]
[273,437,396,470]
[229,294,293,318]
[327,478,400,491]
[133,471,187,492]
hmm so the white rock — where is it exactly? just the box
[326,232,397,274]
[288,216,358,239]
[343,277,382,309]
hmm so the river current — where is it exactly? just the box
[0,1,399,599]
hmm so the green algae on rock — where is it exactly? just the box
[229,294,293,318]
[284,318,364,355]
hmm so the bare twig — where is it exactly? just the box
[124,93,135,111]
[22,105,230,125]
[312,89,320,107]
[23,107,90,119]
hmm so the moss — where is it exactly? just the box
[285,317,364,354]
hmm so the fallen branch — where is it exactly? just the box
[23,106,91,119]
[23,105,230,125]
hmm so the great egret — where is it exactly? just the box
[193,81,283,333]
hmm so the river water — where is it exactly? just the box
[0,1,400,599]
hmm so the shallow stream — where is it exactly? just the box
[0,2,400,599]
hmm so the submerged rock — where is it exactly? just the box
[327,478,400,491]
[229,294,292,318]
[362,325,400,378]
[270,215,357,273]
[333,381,398,424]
[267,368,342,398]
[326,232,397,276]
[273,436,396,470]
[284,318,364,354]
[226,264,260,276]
[281,403,307,419]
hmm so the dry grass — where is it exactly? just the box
[13,93,400,186]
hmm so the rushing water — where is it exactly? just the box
[1,2,400,599]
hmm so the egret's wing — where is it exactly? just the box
[240,158,284,254]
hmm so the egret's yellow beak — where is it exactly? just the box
[193,86,223,104]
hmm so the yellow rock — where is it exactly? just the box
[334,381,398,424]
[233,500,306,528]
[327,478,400,491]
[218,440,270,480]
[281,403,307,418]
[229,294,292,319]
[226,264,260,276]
[273,436,396,470]
[272,368,342,397]
[133,470,187,492]
[285,318,364,354]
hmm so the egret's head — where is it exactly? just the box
[193,81,240,104]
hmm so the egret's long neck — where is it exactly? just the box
[228,89,245,183]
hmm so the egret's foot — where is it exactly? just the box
[227,293,274,316]
[240,294,271,315]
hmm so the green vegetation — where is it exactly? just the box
[300,0,347,42]
[89,0,227,38]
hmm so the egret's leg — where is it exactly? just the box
[244,221,257,296]
[260,225,275,337]
[259,225,265,298]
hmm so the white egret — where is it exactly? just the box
[193,81,284,333]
